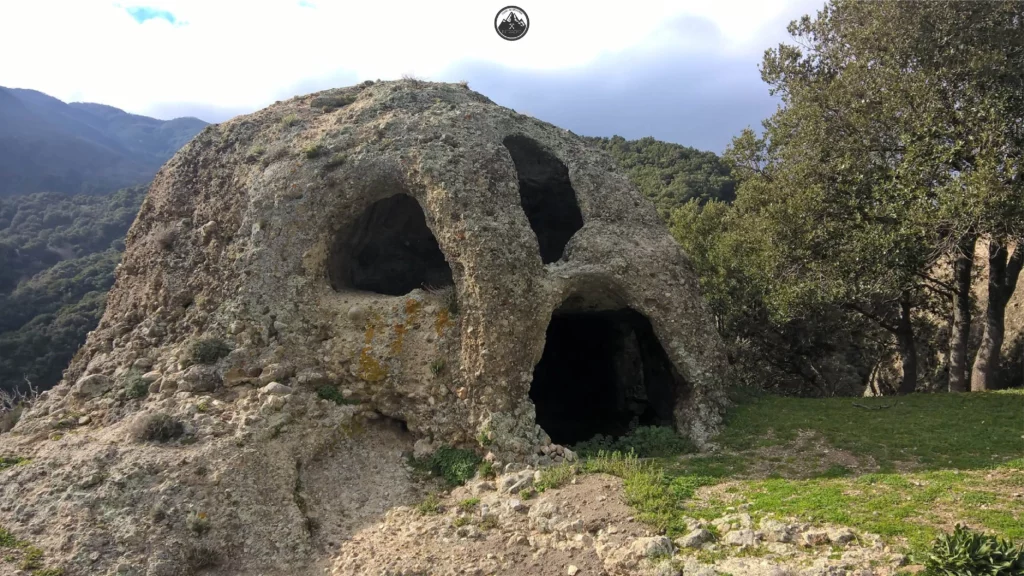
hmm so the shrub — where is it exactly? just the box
[316,385,357,406]
[0,525,19,547]
[322,153,347,171]
[302,143,325,159]
[0,456,28,470]
[457,498,479,512]
[154,224,177,250]
[413,446,481,487]
[188,338,230,365]
[280,114,300,127]
[573,426,695,458]
[123,371,149,400]
[186,511,210,536]
[430,358,446,377]
[20,546,43,569]
[311,94,356,110]
[132,412,185,443]
[924,524,1024,576]
[416,494,441,515]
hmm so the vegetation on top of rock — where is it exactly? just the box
[923,524,1024,576]
[412,446,481,487]
[572,426,696,459]
[315,385,357,406]
[131,412,185,443]
[187,338,230,365]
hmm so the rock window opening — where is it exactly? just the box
[529,308,679,446]
[502,135,584,264]
[328,193,453,296]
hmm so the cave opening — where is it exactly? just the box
[529,307,680,446]
[328,193,453,296]
[503,135,584,264]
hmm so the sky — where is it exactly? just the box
[0,0,824,152]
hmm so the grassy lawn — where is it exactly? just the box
[549,390,1024,556]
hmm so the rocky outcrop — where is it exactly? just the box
[0,79,731,575]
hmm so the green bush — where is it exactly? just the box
[302,143,325,159]
[573,426,695,458]
[188,338,230,365]
[123,371,149,399]
[132,412,185,443]
[924,524,1024,576]
[280,114,299,127]
[311,94,356,110]
[316,385,357,406]
[414,446,481,487]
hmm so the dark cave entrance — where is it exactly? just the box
[328,193,453,296]
[529,307,680,446]
[503,135,584,264]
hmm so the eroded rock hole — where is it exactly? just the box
[328,193,453,296]
[529,308,679,446]
[503,135,584,264]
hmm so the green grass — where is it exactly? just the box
[0,457,29,471]
[564,390,1024,558]
[716,390,1024,471]
[410,446,481,487]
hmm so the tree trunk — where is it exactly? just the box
[948,234,976,392]
[896,298,918,395]
[971,239,1024,391]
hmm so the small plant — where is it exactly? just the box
[123,371,149,400]
[0,525,19,547]
[424,284,458,315]
[280,113,300,127]
[923,524,1024,576]
[188,338,230,365]
[316,385,357,406]
[154,224,177,250]
[196,401,209,413]
[187,511,211,536]
[132,412,185,443]
[20,546,44,570]
[415,446,481,487]
[322,153,347,171]
[1,383,38,434]
[32,569,64,576]
[457,498,480,512]
[246,144,266,161]
[477,460,495,479]
[430,358,446,377]
[416,494,441,515]
[452,516,470,527]
[535,464,576,492]
[0,456,28,470]
[184,544,219,570]
[302,143,325,159]
[573,426,695,459]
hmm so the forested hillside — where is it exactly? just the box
[584,136,736,216]
[0,187,146,393]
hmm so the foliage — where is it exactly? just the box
[924,525,1024,576]
[0,456,28,470]
[0,186,147,395]
[412,446,481,487]
[123,371,149,400]
[416,494,441,515]
[311,94,356,110]
[584,136,736,217]
[187,338,230,366]
[315,385,357,405]
[573,426,696,458]
[132,412,185,443]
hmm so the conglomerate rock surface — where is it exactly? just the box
[0,79,730,576]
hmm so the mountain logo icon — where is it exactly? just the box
[495,6,529,41]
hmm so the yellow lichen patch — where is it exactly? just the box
[390,323,407,355]
[435,309,450,337]
[405,298,422,320]
[364,313,382,345]
[358,346,388,381]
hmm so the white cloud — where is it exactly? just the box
[0,0,821,121]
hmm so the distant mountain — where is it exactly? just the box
[0,87,208,196]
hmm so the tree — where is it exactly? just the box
[711,0,1024,395]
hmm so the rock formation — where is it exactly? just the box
[0,79,730,575]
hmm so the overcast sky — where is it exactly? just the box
[0,0,824,152]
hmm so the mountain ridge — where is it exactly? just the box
[0,86,208,196]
